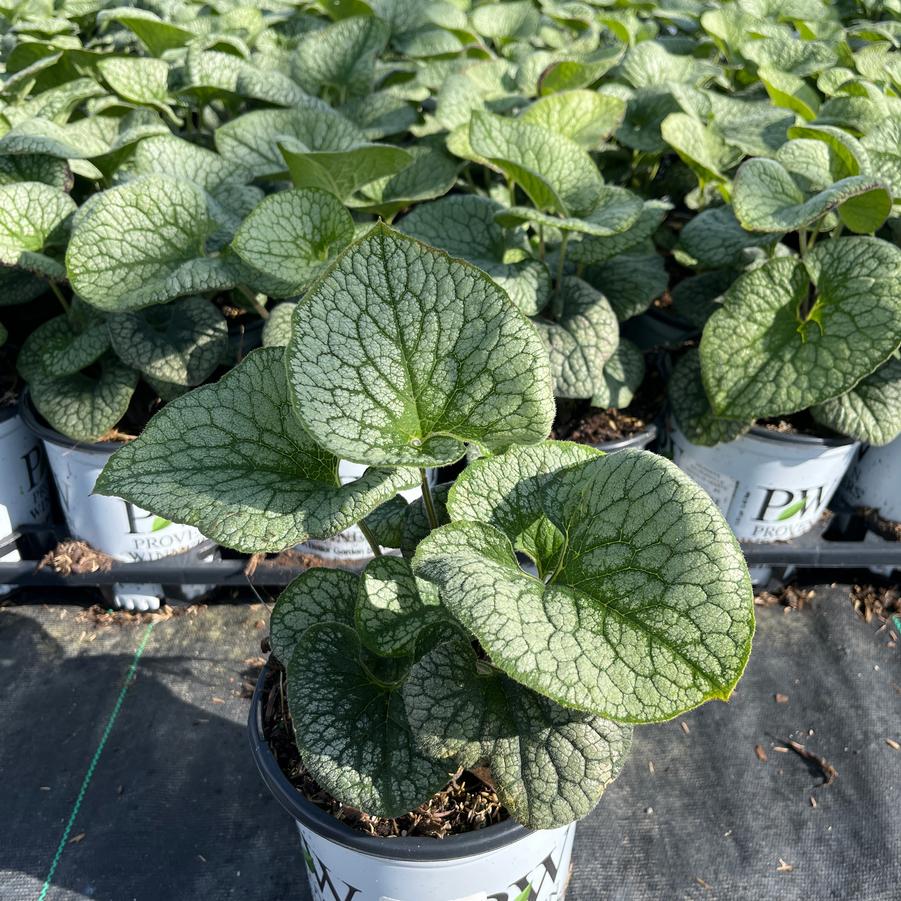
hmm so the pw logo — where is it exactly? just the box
[755,486,825,523]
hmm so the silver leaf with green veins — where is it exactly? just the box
[95,348,418,553]
[700,238,901,420]
[28,354,138,443]
[404,639,632,830]
[469,111,603,216]
[812,357,901,446]
[288,624,451,818]
[0,181,74,279]
[285,224,555,467]
[591,339,646,410]
[399,194,550,316]
[669,350,751,447]
[732,157,892,234]
[17,313,110,380]
[66,176,236,312]
[357,556,452,657]
[229,189,354,299]
[534,277,619,400]
[270,568,358,667]
[107,297,228,388]
[447,442,601,579]
[415,450,754,723]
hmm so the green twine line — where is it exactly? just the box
[37,623,155,901]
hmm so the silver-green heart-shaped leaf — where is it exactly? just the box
[784,125,869,182]
[568,200,672,266]
[215,104,365,179]
[700,238,901,420]
[732,157,892,234]
[860,117,901,197]
[107,297,228,388]
[678,205,777,268]
[97,57,172,109]
[280,141,412,201]
[95,348,418,553]
[102,7,195,56]
[518,90,627,148]
[495,185,643,238]
[351,144,461,218]
[414,450,755,723]
[669,349,752,447]
[0,118,110,160]
[399,194,550,315]
[469,111,603,216]
[180,49,309,108]
[270,568,358,667]
[404,638,632,830]
[294,15,389,97]
[115,134,254,195]
[591,339,646,410]
[66,176,236,313]
[811,356,901,446]
[660,112,742,187]
[0,153,71,190]
[742,34,838,77]
[706,94,794,158]
[17,312,110,380]
[447,441,601,578]
[620,40,718,89]
[357,556,452,657]
[28,354,138,443]
[261,302,296,348]
[471,0,539,39]
[361,495,409,550]
[759,66,820,121]
[538,46,624,95]
[288,623,451,818]
[229,189,354,298]
[534,277,619,400]
[586,252,667,322]
[0,181,74,279]
[285,224,555,467]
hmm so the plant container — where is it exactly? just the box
[296,462,435,561]
[0,400,53,592]
[595,423,658,452]
[838,436,901,523]
[22,397,212,611]
[669,423,858,542]
[249,667,576,901]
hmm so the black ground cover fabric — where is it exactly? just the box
[0,586,898,900]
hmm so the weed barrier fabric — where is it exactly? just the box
[0,588,898,900]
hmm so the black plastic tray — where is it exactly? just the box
[1,514,899,590]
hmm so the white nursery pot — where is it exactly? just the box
[249,669,576,901]
[838,436,901,522]
[24,399,210,611]
[0,402,53,593]
[670,425,858,542]
[297,462,434,561]
[595,423,658,453]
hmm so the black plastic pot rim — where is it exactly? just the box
[747,424,856,449]
[594,422,658,452]
[247,662,532,862]
[0,396,21,426]
[20,390,124,453]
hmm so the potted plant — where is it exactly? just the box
[666,136,900,542]
[96,226,754,899]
